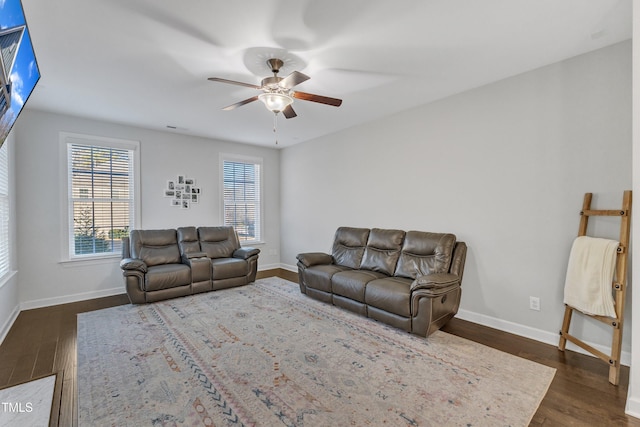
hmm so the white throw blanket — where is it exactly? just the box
[563,236,618,318]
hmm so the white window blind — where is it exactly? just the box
[0,143,9,277]
[222,158,261,243]
[67,143,135,257]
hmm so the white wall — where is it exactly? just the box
[0,132,19,342]
[626,0,639,418]
[281,41,632,358]
[14,110,280,308]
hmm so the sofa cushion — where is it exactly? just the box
[303,264,351,293]
[332,270,386,303]
[365,277,413,317]
[211,258,248,280]
[131,229,181,267]
[331,227,370,269]
[177,226,201,256]
[394,232,457,279]
[144,264,191,291]
[198,226,240,259]
[360,228,405,275]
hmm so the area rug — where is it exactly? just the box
[77,277,555,426]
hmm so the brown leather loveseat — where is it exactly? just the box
[296,227,466,336]
[121,226,260,304]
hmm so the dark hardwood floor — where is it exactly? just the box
[0,293,130,427]
[441,319,638,426]
[0,269,638,426]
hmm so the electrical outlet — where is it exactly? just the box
[529,296,540,311]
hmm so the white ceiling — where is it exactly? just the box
[22,0,631,148]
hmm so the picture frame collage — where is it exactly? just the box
[164,175,201,209]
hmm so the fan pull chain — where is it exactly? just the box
[273,112,279,145]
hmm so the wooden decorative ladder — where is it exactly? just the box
[558,190,632,385]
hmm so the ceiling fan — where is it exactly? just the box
[208,58,342,119]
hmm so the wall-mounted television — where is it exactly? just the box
[0,0,39,149]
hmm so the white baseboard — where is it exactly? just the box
[20,286,124,311]
[281,263,297,273]
[626,395,640,419]
[258,263,298,273]
[457,309,631,367]
[257,263,282,271]
[0,304,20,346]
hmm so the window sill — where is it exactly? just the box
[59,254,120,268]
[0,270,17,290]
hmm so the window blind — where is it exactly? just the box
[223,159,261,242]
[0,143,9,277]
[68,143,135,257]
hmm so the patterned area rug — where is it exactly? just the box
[78,278,555,426]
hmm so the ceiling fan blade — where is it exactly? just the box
[222,96,259,111]
[208,77,262,90]
[282,105,297,119]
[293,91,343,107]
[279,71,310,89]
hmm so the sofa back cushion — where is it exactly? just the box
[130,229,181,267]
[198,226,240,259]
[394,231,457,279]
[177,226,200,256]
[331,227,370,269]
[360,228,405,276]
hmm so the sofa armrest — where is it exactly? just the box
[233,247,260,260]
[120,258,148,273]
[411,273,460,293]
[296,252,333,268]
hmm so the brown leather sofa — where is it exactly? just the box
[296,227,466,336]
[120,226,260,304]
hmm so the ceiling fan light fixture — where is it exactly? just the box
[258,92,293,113]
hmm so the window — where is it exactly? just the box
[0,142,9,278]
[63,133,139,259]
[222,156,262,243]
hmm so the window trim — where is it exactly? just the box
[59,132,141,262]
[219,153,264,245]
[0,141,10,283]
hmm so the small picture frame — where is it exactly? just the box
[164,190,175,198]
[177,175,185,185]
